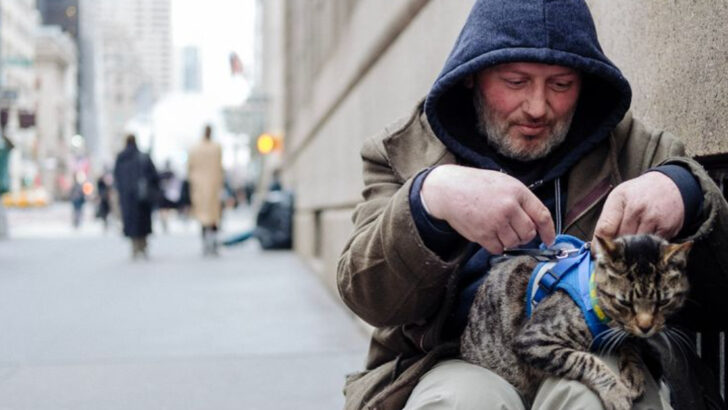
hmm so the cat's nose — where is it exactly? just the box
[637,324,652,334]
[635,313,653,334]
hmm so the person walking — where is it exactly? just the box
[69,174,86,228]
[188,124,224,256]
[157,159,182,233]
[95,168,113,231]
[113,134,159,259]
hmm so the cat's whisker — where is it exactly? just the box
[667,328,696,355]
[660,332,675,359]
[603,332,618,356]
[612,331,628,356]
[603,329,625,357]
[594,327,619,354]
[684,297,702,308]
[670,327,696,350]
[663,330,687,363]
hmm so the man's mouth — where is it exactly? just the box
[516,123,548,135]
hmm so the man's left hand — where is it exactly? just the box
[594,172,684,240]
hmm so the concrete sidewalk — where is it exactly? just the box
[0,205,369,409]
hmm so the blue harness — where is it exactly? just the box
[525,235,611,349]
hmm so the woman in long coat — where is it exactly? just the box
[113,134,159,259]
[188,125,224,255]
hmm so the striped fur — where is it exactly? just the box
[460,234,691,410]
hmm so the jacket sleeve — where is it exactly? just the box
[337,136,467,328]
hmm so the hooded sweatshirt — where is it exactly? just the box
[409,0,702,336]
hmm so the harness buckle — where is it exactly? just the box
[538,269,559,292]
[555,248,580,259]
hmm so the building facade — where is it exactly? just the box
[0,0,41,193]
[34,25,77,197]
[36,0,78,38]
[78,0,171,166]
[267,1,728,295]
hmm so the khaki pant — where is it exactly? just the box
[403,358,672,410]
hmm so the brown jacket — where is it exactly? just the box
[337,103,728,410]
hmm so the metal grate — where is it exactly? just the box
[695,154,728,400]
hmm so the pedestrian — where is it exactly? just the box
[188,124,224,256]
[0,133,14,238]
[95,168,113,231]
[113,134,159,259]
[157,159,182,233]
[337,0,728,409]
[69,174,85,229]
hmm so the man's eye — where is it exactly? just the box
[505,79,526,86]
[551,82,572,91]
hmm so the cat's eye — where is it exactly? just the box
[615,298,631,308]
[657,299,670,307]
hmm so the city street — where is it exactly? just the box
[0,204,368,409]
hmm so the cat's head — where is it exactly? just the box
[593,234,692,338]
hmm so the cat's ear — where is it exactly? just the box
[662,241,693,267]
[594,235,620,260]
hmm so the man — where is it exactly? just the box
[338,1,728,409]
[114,134,159,259]
[188,124,224,256]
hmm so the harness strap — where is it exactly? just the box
[532,251,587,306]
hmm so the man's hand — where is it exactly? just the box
[594,172,684,241]
[421,165,555,254]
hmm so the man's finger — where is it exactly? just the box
[635,218,657,236]
[520,190,555,245]
[481,236,504,255]
[509,207,538,245]
[594,193,624,240]
[497,224,521,250]
[617,204,641,237]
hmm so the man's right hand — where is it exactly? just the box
[421,165,555,254]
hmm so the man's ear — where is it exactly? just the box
[464,74,474,88]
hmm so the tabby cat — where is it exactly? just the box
[460,234,692,410]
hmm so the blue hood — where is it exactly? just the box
[424,0,632,182]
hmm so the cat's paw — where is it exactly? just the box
[619,347,646,400]
[622,369,645,400]
[599,382,633,410]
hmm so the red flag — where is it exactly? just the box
[229,52,244,76]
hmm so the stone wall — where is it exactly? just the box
[587,1,728,157]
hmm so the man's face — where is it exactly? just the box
[473,62,581,161]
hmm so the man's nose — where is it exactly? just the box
[523,86,548,119]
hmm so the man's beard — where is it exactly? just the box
[473,90,576,161]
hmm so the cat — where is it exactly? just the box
[460,234,692,410]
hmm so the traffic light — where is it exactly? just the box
[257,133,281,155]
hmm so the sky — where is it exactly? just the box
[170,0,256,100]
[147,0,256,175]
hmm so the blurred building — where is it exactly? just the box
[78,0,171,166]
[181,46,201,93]
[34,25,77,197]
[263,0,728,296]
[0,0,41,193]
[36,0,78,38]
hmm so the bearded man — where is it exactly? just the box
[337,0,728,409]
